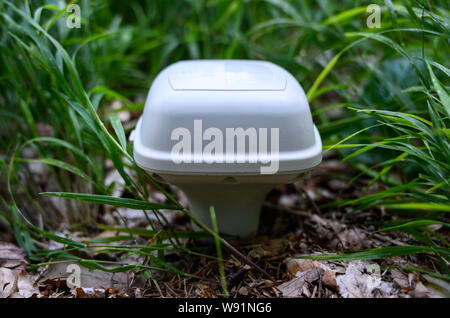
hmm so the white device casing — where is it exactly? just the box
[133,60,322,237]
[133,60,322,176]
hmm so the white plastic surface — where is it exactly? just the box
[168,60,286,90]
[133,60,323,237]
[134,60,322,175]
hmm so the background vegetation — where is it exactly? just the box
[0,0,449,284]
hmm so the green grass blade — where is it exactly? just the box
[97,224,210,239]
[378,220,450,232]
[109,114,127,152]
[210,206,229,297]
[427,61,450,118]
[380,202,450,212]
[297,245,449,261]
[40,192,180,211]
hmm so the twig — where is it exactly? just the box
[371,232,408,246]
[226,267,249,289]
[185,208,275,283]
[263,202,310,217]
[298,184,323,216]
[218,231,276,283]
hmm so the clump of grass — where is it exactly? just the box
[0,0,221,276]
[308,1,449,275]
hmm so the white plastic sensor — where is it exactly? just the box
[133,60,322,237]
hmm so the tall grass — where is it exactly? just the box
[0,0,449,281]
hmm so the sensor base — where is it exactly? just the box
[177,183,273,238]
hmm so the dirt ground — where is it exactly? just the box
[1,153,449,298]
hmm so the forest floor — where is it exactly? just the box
[1,152,449,298]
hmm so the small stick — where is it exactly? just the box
[171,204,276,283]
[182,207,276,283]
[298,184,323,216]
[226,267,249,289]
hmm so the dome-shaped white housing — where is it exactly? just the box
[133,60,322,237]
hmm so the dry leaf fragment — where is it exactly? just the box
[286,259,321,276]
[322,269,337,289]
[0,268,17,298]
[10,271,40,298]
[238,286,249,296]
[286,259,337,288]
[278,268,321,297]
[0,242,28,269]
[42,262,130,291]
[336,260,392,298]
[391,269,411,290]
